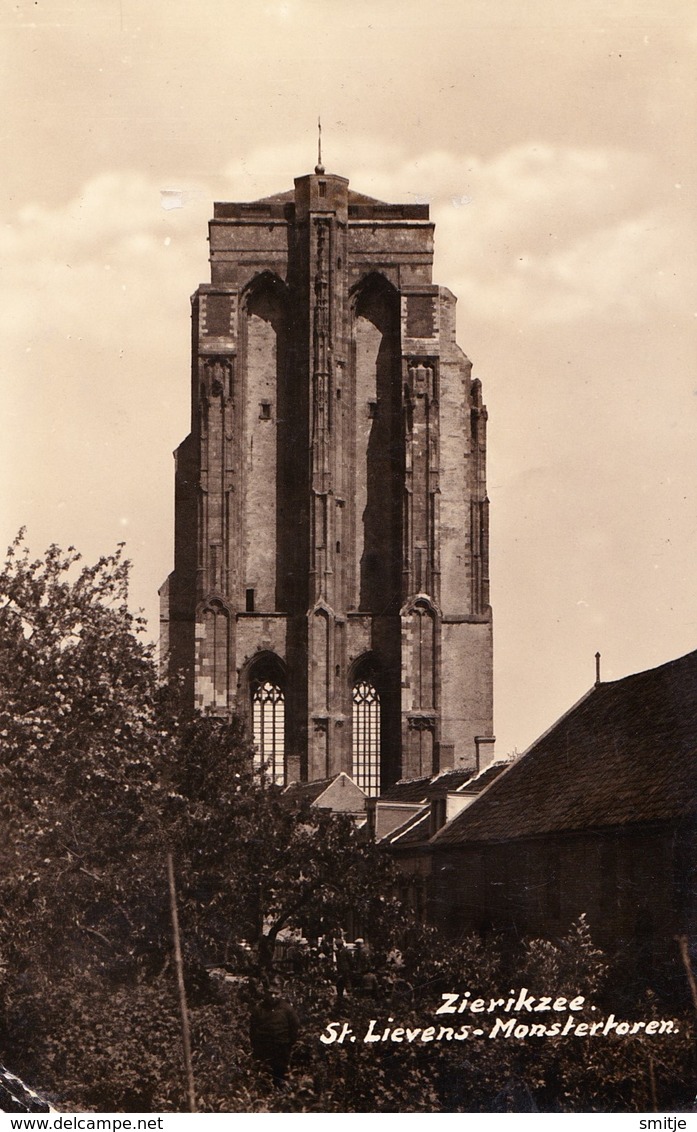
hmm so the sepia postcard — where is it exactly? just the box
[1,0,696,1120]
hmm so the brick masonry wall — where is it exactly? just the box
[162,172,493,785]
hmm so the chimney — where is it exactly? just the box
[475,735,496,772]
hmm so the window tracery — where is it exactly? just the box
[352,679,380,796]
[252,679,285,785]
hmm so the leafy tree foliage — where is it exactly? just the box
[204,918,694,1114]
[0,532,166,982]
[0,534,694,1113]
[0,534,410,1107]
[164,714,403,969]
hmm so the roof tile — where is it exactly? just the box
[434,648,697,845]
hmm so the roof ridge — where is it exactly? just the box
[431,645,697,846]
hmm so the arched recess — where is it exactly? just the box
[403,596,439,778]
[351,273,402,613]
[243,650,288,785]
[349,653,384,797]
[199,600,230,713]
[239,273,300,613]
[408,597,437,712]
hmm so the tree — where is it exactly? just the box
[0,533,413,1108]
[165,712,405,969]
[0,531,166,979]
[1,533,693,1113]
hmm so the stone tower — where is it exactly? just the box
[160,166,493,794]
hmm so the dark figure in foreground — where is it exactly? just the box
[249,979,300,1087]
[334,938,353,1001]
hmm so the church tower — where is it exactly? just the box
[160,165,493,793]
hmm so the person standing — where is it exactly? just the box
[352,938,370,982]
[334,938,353,1001]
[249,979,300,1087]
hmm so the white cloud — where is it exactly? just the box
[223,139,696,326]
[2,142,691,405]
[426,146,696,325]
[2,140,695,763]
[0,170,212,616]
[0,171,209,346]
[1,143,692,554]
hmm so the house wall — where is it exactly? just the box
[429,821,696,988]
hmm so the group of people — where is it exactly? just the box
[334,937,378,999]
[271,932,381,996]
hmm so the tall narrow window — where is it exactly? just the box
[252,679,285,785]
[352,680,380,796]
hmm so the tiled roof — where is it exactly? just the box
[434,648,697,846]
[384,809,431,847]
[282,776,338,804]
[226,188,389,208]
[249,189,296,204]
[457,763,511,793]
[282,773,366,810]
[379,776,431,803]
[348,190,389,205]
[381,765,510,848]
[380,767,477,803]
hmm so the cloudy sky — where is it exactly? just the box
[3,0,696,756]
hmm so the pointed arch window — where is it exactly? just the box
[352,679,380,796]
[252,678,285,785]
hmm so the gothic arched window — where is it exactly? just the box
[352,679,380,796]
[252,678,285,785]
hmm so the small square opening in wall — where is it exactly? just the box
[406,294,436,338]
[368,400,378,419]
[204,294,230,337]
[245,588,255,613]
[259,402,272,420]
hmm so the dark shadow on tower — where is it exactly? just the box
[352,273,403,787]
[160,171,493,784]
[355,278,403,615]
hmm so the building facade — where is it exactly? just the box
[160,166,493,793]
[427,647,697,991]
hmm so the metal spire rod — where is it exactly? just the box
[315,116,325,174]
